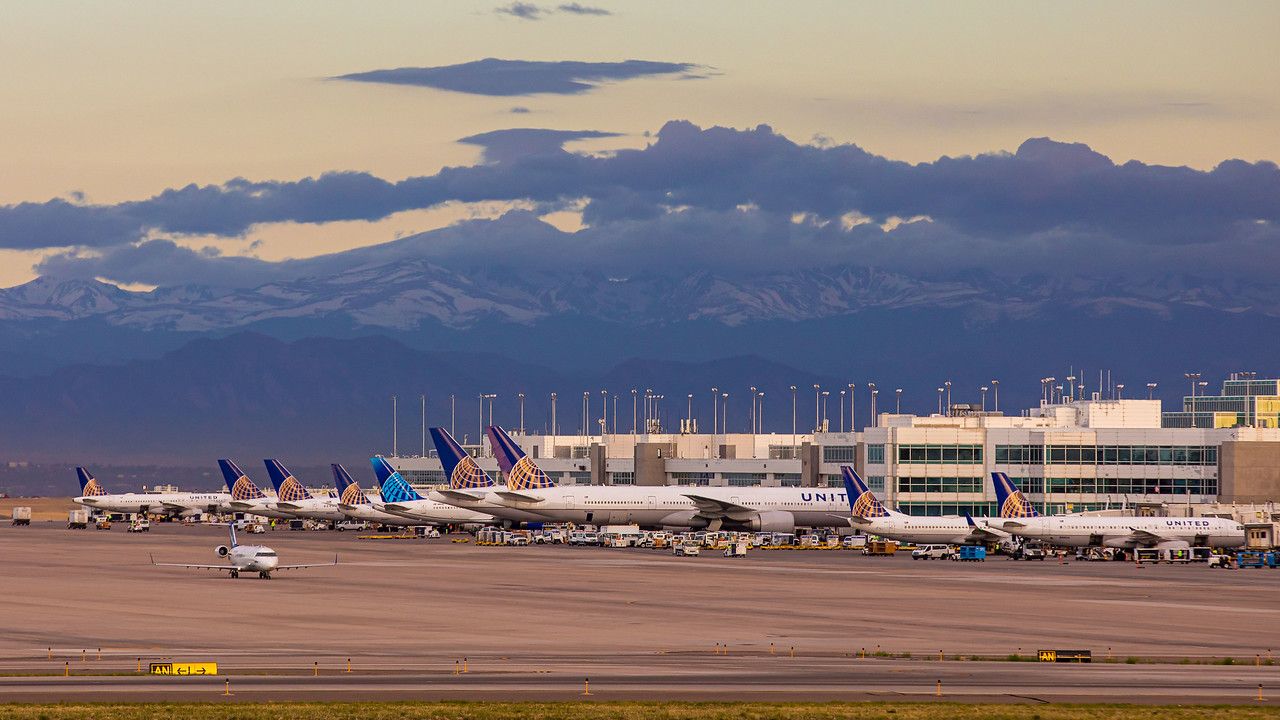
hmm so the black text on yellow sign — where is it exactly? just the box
[149,662,218,676]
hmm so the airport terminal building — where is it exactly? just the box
[389,381,1280,518]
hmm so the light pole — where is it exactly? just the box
[421,393,426,456]
[813,384,821,433]
[944,380,951,415]
[721,393,729,435]
[936,387,944,415]
[758,392,764,436]
[1116,383,1125,399]
[1146,382,1157,400]
[710,387,718,441]
[749,386,757,435]
[601,390,608,439]
[991,380,999,412]
[980,386,988,412]
[686,393,693,433]
[518,392,525,434]
[1066,374,1077,402]
[477,394,484,456]
[895,388,902,414]
[631,389,638,435]
[450,393,456,437]
[391,394,398,456]
[847,383,856,435]
[790,385,797,449]
[867,382,876,427]
[550,392,557,437]
[582,391,589,443]
[1184,372,1201,399]
[821,390,829,431]
[839,390,846,432]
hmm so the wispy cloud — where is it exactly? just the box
[336,58,700,96]
[493,2,610,19]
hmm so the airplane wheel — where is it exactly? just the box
[230,570,239,579]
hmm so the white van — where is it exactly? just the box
[911,544,952,560]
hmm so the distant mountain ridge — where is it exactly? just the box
[3,260,1277,333]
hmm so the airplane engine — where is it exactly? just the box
[659,510,705,528]
[746,510,796,533]
[215,545,230,558]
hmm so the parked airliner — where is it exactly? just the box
[220,459,293,520]
[333,463,424,527]
[264,459,345,522]
[371,457,496,526]
[425,427,559,526]
[840,466,1012,545]
[151,524,336,579]
[479,425,850,532]
[72,467,229,517]
[984,473,1245,550]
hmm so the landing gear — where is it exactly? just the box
[258,571,272,580]
[229,570,239,578]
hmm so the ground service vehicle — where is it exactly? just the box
[127,519,151,532]
[11,507,31,526]
[68,509,89,529]
[912,544,952,560]
[673,542,701,557]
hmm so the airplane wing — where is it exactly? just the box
[1126,527,1167,543]
[274,555,339,571]
[493,490,545,503]
[964,514,1010,541]
[150,555,240,572]
[435,489,488,502]
[682,493,758,516]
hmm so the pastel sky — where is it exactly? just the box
[1,0,1277,288]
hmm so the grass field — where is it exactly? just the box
[0,703,1277,719]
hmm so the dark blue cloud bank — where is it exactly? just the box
[335,58,696,96]
[494,2,610,20]
[9,121,1280,287]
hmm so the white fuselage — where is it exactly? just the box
[991,516,1245,549]
[274,497,346,521]
[75,492,231,516]
[228,544,280,573]
[226,498,295,520]
[380,497,495,525]
[427,489,561,525]
[471,485,852,530]
[854,513,1010,545]
[338,494,427,526]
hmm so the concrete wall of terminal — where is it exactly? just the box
[1219,441,1280,503]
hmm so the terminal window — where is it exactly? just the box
[609,472,635,485]
[896,476,983,493]
[898,502,998,517]
[822,445,857,463]
[897,444,983,464]
[726,473,765,487]
[1046,445,1216,465]
[671,472,713,486]
[995,445,1045,464]
[867,444,885,464]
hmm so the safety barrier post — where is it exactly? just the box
[789,646,795,658]
[939,650,944,662]
[64,661,69,677]
[136,658,141,673]
[1259,684,1265,702]
[313,660,318,677]
[47,647,51,660]
[454,660,460,675]
[463,657,469,673]
[97,647,101,661]
[224,679,232,696]
[81,649,86,663]
[347,658,352,673]
[936,679,942,697]
[582,677,592,696]
[770,642,775,656]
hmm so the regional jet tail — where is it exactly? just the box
[486,425,556,499]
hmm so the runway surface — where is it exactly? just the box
[2,521,1278,703]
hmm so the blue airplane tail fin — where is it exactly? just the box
[992,472,1039,518]
[486,425,555,490]
[76,467,108,496]
[841,466,890,518]
[430,427,495,489]
[264,459,312,502]
[371,456,423,502]
[219,459,265,500]
[333,463,369,505]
